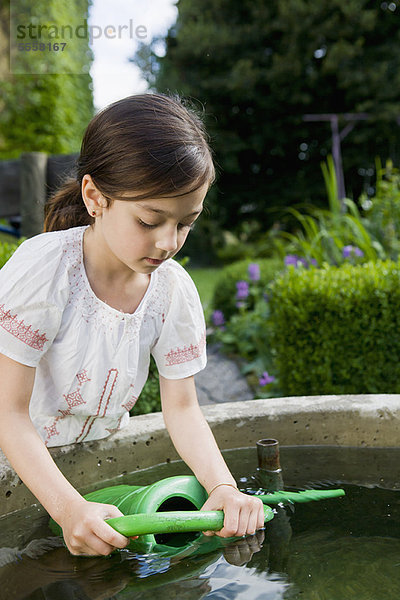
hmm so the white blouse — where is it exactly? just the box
[0,226,206,447]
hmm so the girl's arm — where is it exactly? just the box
[159,374,265,538]
[0,353,130,556]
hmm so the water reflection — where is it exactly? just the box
[0,528,290,600]
[199,555,289,599]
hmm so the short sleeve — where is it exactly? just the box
[0,234,64,367]
[151,262,207,379]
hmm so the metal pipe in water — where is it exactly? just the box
[256,438,283,492]
[257,438,281,472]
[256,438,290,571]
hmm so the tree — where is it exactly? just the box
[0,0,94,158]
[133,0,400,234]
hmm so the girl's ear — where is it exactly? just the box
[81,174,108,216]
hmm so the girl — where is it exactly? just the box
[0,93,264,556]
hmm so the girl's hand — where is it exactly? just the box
[57,498,132,556]
[223,529,265,566]
[200,485,265,538]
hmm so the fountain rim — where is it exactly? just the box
[1,393,399,515]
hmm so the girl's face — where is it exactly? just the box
[87,181,208,276]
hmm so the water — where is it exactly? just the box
[0,446,399,600]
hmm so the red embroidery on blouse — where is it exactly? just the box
[76,369,91,385]
[0,304,48,350]
[75,368,118,443]
[105,415,123,435]
[164,331,206,367]
[63,390,85,409]
[45,369,90,446]
[44,421,59,443]
[58,408,72,419]
[122,395,138,412]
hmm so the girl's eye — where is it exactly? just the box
[138,219,157,229]
[178,222,196,231]
[138,219,196,231]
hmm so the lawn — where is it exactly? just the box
[187,267,221,317]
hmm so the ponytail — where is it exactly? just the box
[44,177,93,232]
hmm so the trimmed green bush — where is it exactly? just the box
[269,260,400,396]
[211,257,283,320]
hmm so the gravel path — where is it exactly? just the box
[195,344,253,405]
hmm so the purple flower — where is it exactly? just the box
[211,310,225,327]
[236,301,246,309]
[284,254,298,267]
[236,280,249,300]
[259,371,276,386]
[342,245,364,258]
[248,263,260,282]
[310,258,318,266]
[284,254,308,268]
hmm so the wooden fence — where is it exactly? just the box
[0,152,78,238]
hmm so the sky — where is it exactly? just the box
[88,0,178,110]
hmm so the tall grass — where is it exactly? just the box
[280,155,384,265]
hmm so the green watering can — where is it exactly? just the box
[49,475,345,557]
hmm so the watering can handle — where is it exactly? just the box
[105,488,345,536]
[106,505,274,537]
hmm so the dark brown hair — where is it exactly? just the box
[44,93,215,232]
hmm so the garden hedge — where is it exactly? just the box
[269,260,400,396]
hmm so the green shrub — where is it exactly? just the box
[213,291,279,398]
[215,220,284,264]
[269,260,400,396]
[0,239,24,268]
[361,159,400,261]
[130,357,161,416]
[1,1,93,159]
[211,257,283,320]
[210,260,281,398]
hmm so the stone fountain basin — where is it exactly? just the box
[1,394,399,515]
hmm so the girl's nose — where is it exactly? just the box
[155,227,178,253]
